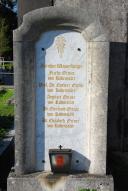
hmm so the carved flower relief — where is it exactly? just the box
[55,36,66,58]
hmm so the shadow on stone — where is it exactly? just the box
[71,150,91,173]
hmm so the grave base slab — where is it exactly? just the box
[7,172,114,191]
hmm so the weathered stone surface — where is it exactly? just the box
[18,0,128,42]
[87,42,109,174]
[7,172,114,191]
[55,0,128,42]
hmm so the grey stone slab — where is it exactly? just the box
[86,42,109,174]
[8,172,114,191]
[18,0,128,42]
[14,6,102,42]
[14,41,36,175]
[55,0,128,42]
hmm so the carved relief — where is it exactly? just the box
[55,36,66,57]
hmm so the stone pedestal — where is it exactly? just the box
[8,172,113,191]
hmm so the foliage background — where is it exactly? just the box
[0,0,17,60]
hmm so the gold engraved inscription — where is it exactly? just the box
[43,61,84,128]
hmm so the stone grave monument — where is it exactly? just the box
[8,4,114,191]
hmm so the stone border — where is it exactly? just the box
[8,172,114,191]
[14,6,107,42]
[14,6,109,175]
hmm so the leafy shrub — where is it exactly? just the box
[0,87,6,95]
[0,128,7,139]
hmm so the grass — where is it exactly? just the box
[0,88,14,116]
[0,88,14,138]
[0,62,13,71]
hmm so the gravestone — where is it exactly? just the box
[35,30,88,172]
[8,5,114,191]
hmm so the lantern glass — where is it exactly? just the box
[49,149,72,173]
